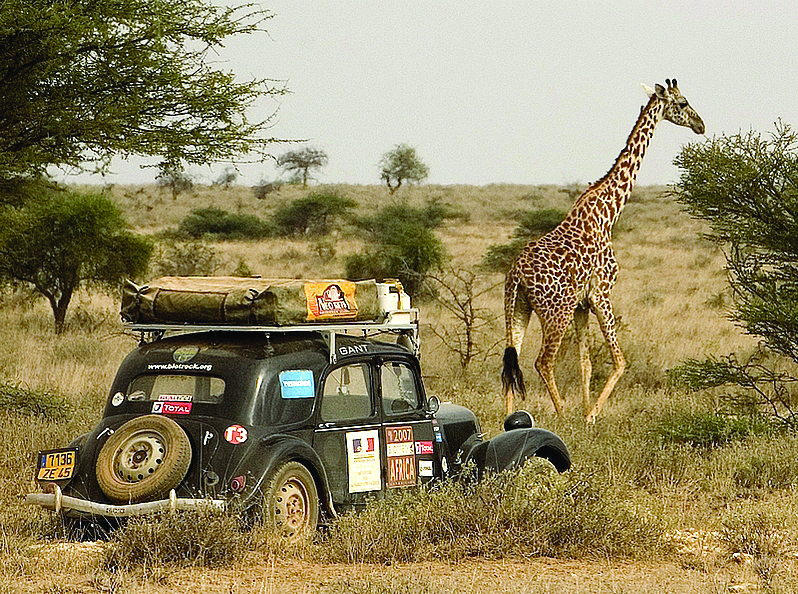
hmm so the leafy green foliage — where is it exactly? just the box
[151,240,222,277]
[0,189,152,333]
[0,382,71,420]
[673,124,798,420]
[651,411,774,448]
[512,208,567,239]
[156,167,194,201]
[345,204,446,295]
[0,0,282,180]
[379,144,429,193]
[274,190,356,236]
[177,207,275,239]
[277,147,329,187]
[481,208,566,272]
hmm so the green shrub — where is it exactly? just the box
[346,204,446,296]
[480,238,526,272]
[274,190,356,236]
[151,240,223,277]
[481,208,566,272]
[512,208,567,239]
[0,382,71,420]
[177,207,274,239]
[651,411,774,448]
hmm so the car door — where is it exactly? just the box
[313,361,383,507]
[379,358,438,488]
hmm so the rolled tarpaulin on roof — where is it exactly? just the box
[121,277,383,325]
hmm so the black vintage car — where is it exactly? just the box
[28,281,570,540]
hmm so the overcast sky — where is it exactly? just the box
[67,1,798,187]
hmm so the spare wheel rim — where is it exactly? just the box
[113,430,166,483]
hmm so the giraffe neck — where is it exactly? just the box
[573,95,664,232]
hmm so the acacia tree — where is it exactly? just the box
[0,0,284,186]
[277,147,329,186]
[379,144,429,193]
[0,190,152,333]
[670,123,798,423]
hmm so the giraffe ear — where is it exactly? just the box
[642,83,654,98]
[654,83,668,99]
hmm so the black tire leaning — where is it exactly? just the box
[262,461,319,541]
[95,414,192,504]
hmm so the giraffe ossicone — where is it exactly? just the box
[502,79,704,423]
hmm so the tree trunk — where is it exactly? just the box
[46,288,74,335]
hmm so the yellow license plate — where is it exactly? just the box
[37,448,77,481]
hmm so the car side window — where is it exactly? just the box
[381,361,421,416]
[320,363,374,422]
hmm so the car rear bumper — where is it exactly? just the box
[26,485,226,518]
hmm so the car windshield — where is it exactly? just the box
[127,374,225,404]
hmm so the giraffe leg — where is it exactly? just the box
[585,295,626,424]
[573,303,592,417]
[535,314,570,415]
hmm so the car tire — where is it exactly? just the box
[95,415,192,504]
[262,461,319,541]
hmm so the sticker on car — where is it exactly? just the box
[279,370,315,399]
[386,426,416,488]
[346,429,381,493]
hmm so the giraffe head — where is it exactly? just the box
[644,79,705,134]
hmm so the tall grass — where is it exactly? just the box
[318,460,668,563]
[4,183,798,590]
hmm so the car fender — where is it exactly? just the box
[466,428,571,477]
[231,434,335,518]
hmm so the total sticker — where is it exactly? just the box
[152,401,192,415]
[224,424,248,444]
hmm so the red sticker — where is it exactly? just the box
[415,441,434,455]
[152,401,192,415]
[224,424,248,444]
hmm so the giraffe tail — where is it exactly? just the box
[502,347,526,401]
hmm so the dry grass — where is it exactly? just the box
[3,182,795,593]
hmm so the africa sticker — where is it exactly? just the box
[386,425,416,488]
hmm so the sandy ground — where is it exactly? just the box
[7,542,772,594]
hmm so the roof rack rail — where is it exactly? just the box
[124,309,420,364]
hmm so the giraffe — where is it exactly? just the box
[502,79,704,423]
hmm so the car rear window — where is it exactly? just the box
[127,374,225,404]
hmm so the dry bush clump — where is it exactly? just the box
[102,510,247,572]
[317,460,667,564]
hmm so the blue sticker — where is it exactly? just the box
[279,370,315,399]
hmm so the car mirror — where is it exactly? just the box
[425,395,440,414]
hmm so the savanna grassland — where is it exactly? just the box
[3,182,797,594]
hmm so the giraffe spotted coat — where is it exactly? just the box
[503,79,705,422]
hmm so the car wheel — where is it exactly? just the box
[262,461,319,541]
[95,415,192,504]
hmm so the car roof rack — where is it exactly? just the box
[124,309,420,364]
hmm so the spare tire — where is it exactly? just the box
[96,415,192,503]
